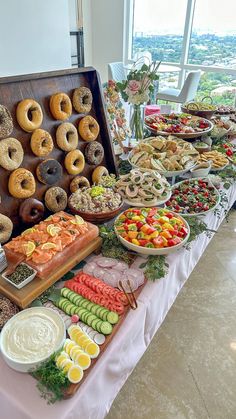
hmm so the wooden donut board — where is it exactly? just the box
[0,237,102,309]
[0,67,117,229]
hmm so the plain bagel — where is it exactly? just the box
[0,137,24,171]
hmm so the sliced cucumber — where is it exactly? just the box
[95,320,103,333]
[100,322,113,335]
[107,312,119,325]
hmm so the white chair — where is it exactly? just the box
[156,70,201,104]
[108,62,126,83]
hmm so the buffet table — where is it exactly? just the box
[0,183,235,419]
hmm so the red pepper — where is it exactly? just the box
[226,149,233,156]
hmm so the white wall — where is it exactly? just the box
[0,0,71,76]
[83,0,125,81]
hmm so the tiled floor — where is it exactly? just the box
[106,210,236,419]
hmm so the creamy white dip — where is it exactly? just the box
[2,308,65,363]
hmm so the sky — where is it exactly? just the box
[133,0,236,35]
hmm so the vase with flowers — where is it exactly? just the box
[117,60,160,142]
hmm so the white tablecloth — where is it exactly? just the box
[0,185,235,419]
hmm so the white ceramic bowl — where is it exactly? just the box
[114,211,190,255]
[0,307,65,372]
[2,263,37,289]
[190,161,212,178]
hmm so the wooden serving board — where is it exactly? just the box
[63,279,146,398]
[0,67,117,229]
[0,237,102,308]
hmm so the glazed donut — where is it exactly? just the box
[85,141,104,165]
[56,122,78,151]
[0,214,13,244]
[19,198,45,224]
[0,138,24,171]
[36,159,63,185]
[64,150,85,175]
[70,176,90,193]
[0,296,19,330]
[0,105,13,139]
[78,116,100,142]
[72,87,93,114]
[8,168,36,198]
[16,99,43,132]
[45,186,68,212]
[30,129,54,157]
[92,166,109,184]
[49,93,72,121]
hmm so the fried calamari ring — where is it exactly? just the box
[78,116,100,141]
[56,122,78,151]
[64,149,85,175]
[16,99,43,132]
[0,137,24,171]
[8,168,36,198]
[0,105,13,139]
[30,129,54,157]
[72,87,93,113]
[49,93,72,121]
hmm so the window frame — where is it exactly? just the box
[124,0,236,91]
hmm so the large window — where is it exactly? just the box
[126,0,236,105]
[132,0,187,63]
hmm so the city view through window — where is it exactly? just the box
[132,0,236,105]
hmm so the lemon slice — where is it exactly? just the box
[41,242,57,250]
[24,241,36,256]
[47,224,61,236]
[75,352,91,370]
[67,365,84,384]
[85,342,100,358]
[70,215,85,225]
[21,228,36,237]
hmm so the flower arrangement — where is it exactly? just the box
[116,60,160,141]
[116,60,160,105]
[103,80,131,152]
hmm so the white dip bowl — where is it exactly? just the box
[0,307,65,372]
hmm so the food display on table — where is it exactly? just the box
[198,150,229,170]
[68,185,123,223]
[144,113,213,138]
[2,263,37,289]
[115,207,190,255]
[83,255,145,291]
[4,211,99,278]
[165,178,220,216]
[129,136,199,176]
[181,99,217,119]
[115,168,171,206]
[215,105,236,115]
[210,117,231,138]
[212,142,236,164]
[0,307,65,372]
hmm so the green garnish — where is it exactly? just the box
[99,225,133,264]
[139,255,169,282]
[90,186,105,197]
[31,353,70,404]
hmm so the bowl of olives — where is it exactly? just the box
[181,96,216,119]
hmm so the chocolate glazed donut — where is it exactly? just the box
[19,198,45,224]
[36,159,63,185]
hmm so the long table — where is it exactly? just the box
[0,184,235,419]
